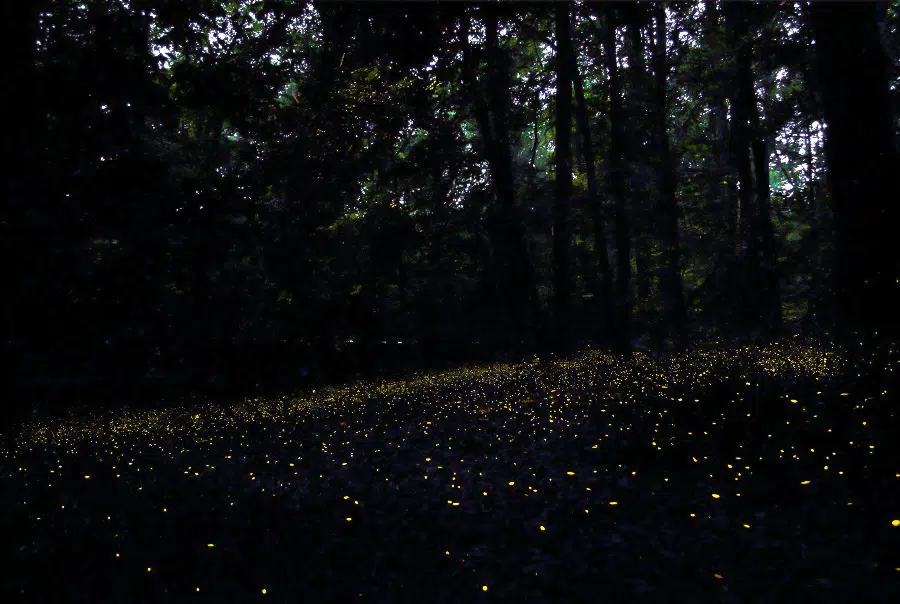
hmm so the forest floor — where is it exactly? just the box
[2,340,898,603]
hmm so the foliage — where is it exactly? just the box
[5,0,896,414]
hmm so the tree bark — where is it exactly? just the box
[810,2,899,344]
[601,8,632,351]
[571,42,614,343]
[724,1,762,336]
[704,0,738,257]
[554,2,573,348]
[747,27,782,336]
[625,9,652,310]
[726,2,756,260]
[469,6,540,349]
[5,0,43,428]
[651,3,687,347]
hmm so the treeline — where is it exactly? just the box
[5,1,898,419]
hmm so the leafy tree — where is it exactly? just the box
[6,0,897,420]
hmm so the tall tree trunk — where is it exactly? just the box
[651,3,687,347]
[477,6,539,349]
[810,3,899,345]
[554,3,573,349]
[726,2,756,259]
[705,0,737,257]
[571,42,614,344]
[729,3,781,337]
[601,8,632,351]
[747,35,782,336]
[6,0,43,426]
[484,7,515,214]
[623,9,652,314]
[725,1,757,335]
[459,12,504,338]
[422,125,461,358]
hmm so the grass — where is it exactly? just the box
[2,339,898,603]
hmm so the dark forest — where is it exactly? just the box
[3,1,899,602]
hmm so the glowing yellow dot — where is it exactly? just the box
[712,494,720,499]
[84,475,90,479]
[566,471,575,476]
[609,501,618,505]
[207,543,214,547]
[540,525,546,531]
[346,517,352,522]
[147,567,152,572]
[262,588,267,594]
[714,573,723,579]
[508,481,515,486]
[801,480,811,485]
[482,586,488,592]
[892,519,900,527]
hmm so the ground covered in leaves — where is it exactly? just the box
[2,340,898,603]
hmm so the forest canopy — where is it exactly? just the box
[6,0,899,413]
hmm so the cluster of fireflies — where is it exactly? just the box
[2,339,897,598]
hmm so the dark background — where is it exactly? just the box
[5,1,898,423]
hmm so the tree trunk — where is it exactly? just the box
[476,6,540,349]
[484,7,516,214]
[725,1,758,335]
[571,35,614,345]
[601,8,632,351]
[5,0,43,428]
[554,3,573,349]
[422,127,460,358]
[726,2,756,260]
[747,36,782,336]
[651,3,687,347]
[729,3,781,337]
[810,3,899,344]
[625,10,652,316]
[704,0,738,257]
